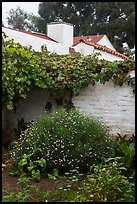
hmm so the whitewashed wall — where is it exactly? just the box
[72,80,135,136]
[2,27,70,55]
[3,89,56,129]
[73,42,94,55]
[3,79,135,137]
[94,49,124,61]
[47,22,73,46]
[98,35,116,50]
[74,42,125,61]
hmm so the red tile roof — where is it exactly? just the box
[73,37,128,60]
[3,26,128,60]
[73,35,105,46]
[2,26,57,42]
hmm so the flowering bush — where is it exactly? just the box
[10,109,115,173]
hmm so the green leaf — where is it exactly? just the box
[48,173,56,180]
[31,169,41,181]
[19,158,28,166]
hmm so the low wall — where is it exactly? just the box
[72,80,135,135]
[2,89,56,129]
[2,81,135,138]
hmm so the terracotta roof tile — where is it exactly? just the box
[73,37,128,60]
[3,26,128,60]
[73,35,105,46]
[2,26,57,42]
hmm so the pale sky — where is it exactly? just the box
[2,2,40,26]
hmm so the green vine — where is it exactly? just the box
[2,32,135,110]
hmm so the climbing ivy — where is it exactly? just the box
[2,32,135,110]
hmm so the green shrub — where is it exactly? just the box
[74,157,135,202]
[114,133,135,177]
[10,108,115,173]
[2,186,31,202]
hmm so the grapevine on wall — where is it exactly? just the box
[2,32,135,110]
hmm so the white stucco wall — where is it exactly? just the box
[127,70,135,78]
[94,49,124,61]
[47,22,74,47]
[2,80,135,137]
[74,42,124,61]
[72,80,135,136]
[98,35,116,51]
[2,27,70,54]
[73,42,94,55]
[4,89,56,129]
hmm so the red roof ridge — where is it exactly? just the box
[73,34,105,46]
[2,26,57,42]
[74,37,128,60]
[2,26,129,59]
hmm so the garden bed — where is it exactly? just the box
[2,109,135,202]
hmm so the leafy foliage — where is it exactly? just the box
[6,6,39,32]
[48,168,61,180]
[3,157,135,202]
[114,133,135,177]
[2,32,134,110]
[10,148,46,181]
[74,157,135,202]
[3,138,135,202]
[10,109,115,173]
[3,185,31,202]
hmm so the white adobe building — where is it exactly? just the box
[2,21,128,61]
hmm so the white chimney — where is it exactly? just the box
[47,22,74,47]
